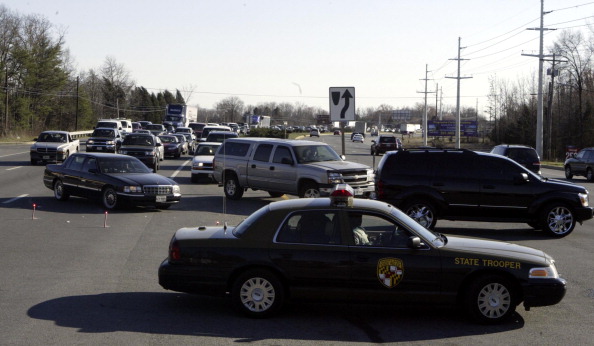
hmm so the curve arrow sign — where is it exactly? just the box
[340,90,353,119]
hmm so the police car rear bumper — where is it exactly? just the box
[522,277,567,308]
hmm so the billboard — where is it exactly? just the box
[427,120,477,137]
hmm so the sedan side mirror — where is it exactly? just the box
[407,236,423,249]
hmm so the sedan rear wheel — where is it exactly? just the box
[232,269,284,318]
[53,179,70,201]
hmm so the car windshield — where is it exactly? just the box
[196,144,219,155]
[146,124,163,130]
[92,129,115,137]
[294,145,341,163]
[173,135,186,142]
[98,157,152,174]
[380,137,396,143]
[38,132,66,142]
[123,135,154,146]
[96,122,117,128]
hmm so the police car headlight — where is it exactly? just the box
[579,192,588,207]
[124,186,142,193]
[529,265,559,279]
[328,172,343,184]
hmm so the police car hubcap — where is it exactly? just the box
[477,283,510,318]
[241,277,275,312]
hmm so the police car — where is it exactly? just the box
[158,185,566,323]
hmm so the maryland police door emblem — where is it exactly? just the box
[377,258,404,288]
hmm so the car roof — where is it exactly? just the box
[225,137,325,146]
[198,142,222,146]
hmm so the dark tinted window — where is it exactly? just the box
[218,142,250,157]
[379,136,396,143]
[479,156,524,181]
[82,157,97,172]
[253,144,273,162]
[276,211,340,245]
[381,152,433,177]
[433,152,475,179]
[68,155,85,171]
[123,135,154,146]
[507,148,538,164]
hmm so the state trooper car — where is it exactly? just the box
[158,185,566,324]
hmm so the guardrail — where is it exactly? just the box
[70,131,93,139]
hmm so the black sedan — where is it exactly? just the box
[43,153,181,210]
[159,185,565,324]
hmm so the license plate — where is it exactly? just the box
[354,188,363,196]
[156,195,166,202]
[97,147,103,151]
[43,155,49,159]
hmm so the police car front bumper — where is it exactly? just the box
[522,277,567,309]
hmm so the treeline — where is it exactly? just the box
[0,5,184,137]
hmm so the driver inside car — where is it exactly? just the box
[350,214,370,245]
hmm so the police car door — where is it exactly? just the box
[345,210,442,303]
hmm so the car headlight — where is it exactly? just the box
[147,150,155,156]
[172,185,181,194]
[529,265,559,279]
[579,192,589,207]
[106,140,115,145]
[193,162,204,168]
[87,139,95,145]
[57,147,65,153]
[328,172,343,184]
[124,186,142,193]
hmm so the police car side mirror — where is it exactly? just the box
[340,155,346,160]
[407,236,423,249]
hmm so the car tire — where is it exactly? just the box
[191,174,199,183]
[153,157,159,173]
[156,204,171,210]
[102,187,118,210]
[30,158,36,165]
[464,274,516,324]
[299,181,320,198]
[224,173,244,200]
[231,269,284,318]
[53,179,70,201]
[402,199,437,229]
[587,168,594,182]
[268,191,284,198]
[540,202,575,237]
[564,166,573,179]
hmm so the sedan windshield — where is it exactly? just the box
[98,157,152,174]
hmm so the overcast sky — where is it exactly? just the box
[6,0,594,115]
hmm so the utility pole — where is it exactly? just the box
[523,0,555,158]
[418,64,434,146]
[75,76,79,131]
[435,83,439,121]
[446,37,472,148]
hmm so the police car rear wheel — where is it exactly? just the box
[232,269,284,318]
[465,275,516,324]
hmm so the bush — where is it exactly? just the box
[247,128,287,139]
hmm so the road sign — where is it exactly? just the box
[329,87,355,122]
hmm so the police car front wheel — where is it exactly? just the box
[464,274,517,324]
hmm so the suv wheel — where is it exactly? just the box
[224,173,244,200]
[299,182,320,198]
[402,199,436,229]
[540,203,575,237]
[564,166,573,179]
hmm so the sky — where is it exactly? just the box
[5,0,594,115]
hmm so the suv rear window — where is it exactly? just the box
[379,137,396,143]
[218,142,250,157]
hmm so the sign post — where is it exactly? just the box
[330,87,355,156]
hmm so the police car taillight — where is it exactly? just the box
[330,184,354,207]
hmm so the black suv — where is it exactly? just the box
[490,144,541,175]
[371,135,401,155]
[375,148,592,237]
[86,127,123,153]
[564,147,594,181]
[118,133,163,172]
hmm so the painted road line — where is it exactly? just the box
[2,194,29,204]
[171,159,191,179]
[0,151,29,158]
[6,167,22,171]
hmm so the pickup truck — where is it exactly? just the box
[30,131,80,165]
[212,138,375,200]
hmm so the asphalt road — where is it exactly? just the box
[1,137,593,345]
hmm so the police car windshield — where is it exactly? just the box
[389,207,445,247]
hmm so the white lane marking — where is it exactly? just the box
[6,166,22,171]
[171,159,191,178]
[0,151,29,158]
[3,194,29,204]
